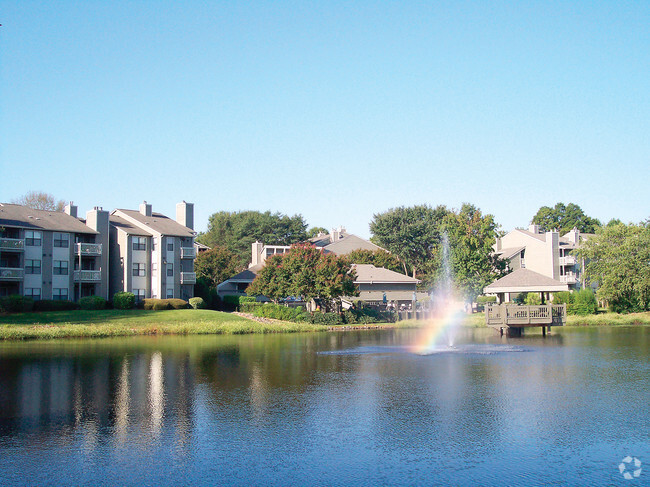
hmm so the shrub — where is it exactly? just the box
[240,302,263,313]
[222,295,240,311]
[0,294,34,313]
[571,289,598,315]
[524,293,541,305]
[553,291,574,306]
[153,300,170,311]
[143,298,189,310]
[166,298,189,309]
[189,297,206,309]
[33,299,79,312]
[476,295,497,304]
[252,303,308,322]
[239,296,256,304]
[113,292,135,310]
[79,296,107,310]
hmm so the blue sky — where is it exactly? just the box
[1,1,648,238]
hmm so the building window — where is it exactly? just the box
[133,289,146,301]
[53,233,70,248]
[166,288,174,299]
[25,288,41,301]
[25,259,41,274]
[133,236,146,251]
[132,263,146,277]
[25,231,42,246]
[53,288,68,301]
[166,263,173,277]
[53,260,69,275]
[167,241,174,252]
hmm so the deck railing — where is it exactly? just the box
[486,304,566,326]
[0,238,25,251]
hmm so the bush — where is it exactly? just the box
[524,293,541,305]
[476,295,497,304]
[33,299,79,312]
[240,302,263,313]
[113,292,135,310]
[143,298,189,310]
[221,295,240,311]
[0,294,34,313]
[79,296,107,310]
[252,303,308,322]
[239,296,257,305]
[553,291,574,306]
[189,297,206,309]
[571,289,598,315]
[153,300,170,311]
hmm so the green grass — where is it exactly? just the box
[0,309,326,340]
[566,311,650,326]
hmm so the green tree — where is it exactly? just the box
[369,204,451,277]
[346,249,404,273]
[197,210,309,268]
[306,227,329,238]
[577,221,650,312]
[194,246,241,288]
[531,202,601,234]
[247,244,357,306]
[12,191,65,211]
[442,203,507,301]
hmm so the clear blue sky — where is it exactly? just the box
[1,1,648,238]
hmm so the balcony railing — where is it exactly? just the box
[180,247,196,259]
[0,238,25,251]
[180,272,196,284]
[0,267,24,280]
[75,243,102,256]
[560,274,577,284]
[74,270,102,282]
[559,255,576,266]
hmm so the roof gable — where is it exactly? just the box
[0,203,97,234]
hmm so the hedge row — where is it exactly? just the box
[142,298,189,310]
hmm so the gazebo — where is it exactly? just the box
[484,268,569,304]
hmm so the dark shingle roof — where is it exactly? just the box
[114,209,195,237]
[0,203,97,234]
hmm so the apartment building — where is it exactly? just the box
[109,201,197,301]
[494,224,593,289]
[0,203,109,300]
[0,201,196,302]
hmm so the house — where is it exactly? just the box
[0,202,109,301]
[350,264,425,308]
[0,200,197,303]
[485,223,594,302]
[109,201,197,301]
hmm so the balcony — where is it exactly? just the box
[75,243,102,256]
[180,247,196,259]
[0,267,24,280]
[559,255,576,266]
[0,238,24,251]
[74,270,101,282]
[180,272,196,284]
[560,274,577,285]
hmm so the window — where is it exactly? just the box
[53,260,69,275]
[133,236,146,251]
[167,263,173,277]
[132,263,146,277]
[25,288,41,301]
[53,233,70,248]
[25,259,41,274]
[167,241,174,252]
[25,231,42,246]
[166,288,174,299]
[53,288,68,301]
[133,289,146,301]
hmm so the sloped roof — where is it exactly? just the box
[484,268,568,293]
[309,231,348,247]
[0,203,97,234]
[496,246,525,259]
[353,290,428,302]
[352,264,419,284]
[113,209,195,237]
[323,234,382,255]
[514,229,547,242]
[109,215,154,236]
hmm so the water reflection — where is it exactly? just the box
[0,328,648,485]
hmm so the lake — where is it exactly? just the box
[0,326,648,486]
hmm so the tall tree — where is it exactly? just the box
[369,204,451,277]
[12,191,65,211]
[531,202,601,234]
[247,244,357,306]
[442,204,507,300]
[306,227,329,238]
[577,221,650,313]
[197,210,309,268]
[194,246,241,288]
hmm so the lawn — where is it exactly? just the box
[0,309,326,340]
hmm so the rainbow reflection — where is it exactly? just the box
[411,295,466,354]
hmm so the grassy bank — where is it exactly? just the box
[566,311,650,326]
[0,309,326,340]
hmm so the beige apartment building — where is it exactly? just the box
[0,201,196,302]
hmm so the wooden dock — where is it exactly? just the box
[485,304,566,337]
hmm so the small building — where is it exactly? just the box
[484,268,569,304]
[350,264,426,308]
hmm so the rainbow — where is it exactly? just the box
[411,298,466,354]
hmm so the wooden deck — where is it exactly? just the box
[485,304,566,336]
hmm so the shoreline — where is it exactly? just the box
[1,309,649,341]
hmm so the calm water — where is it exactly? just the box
[0,327,648,486]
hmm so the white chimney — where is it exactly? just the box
[251,241,264,267]
[64,202,77,218]
[139,201,152,217]
[176,201,194,230]
[529,224,540,234]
